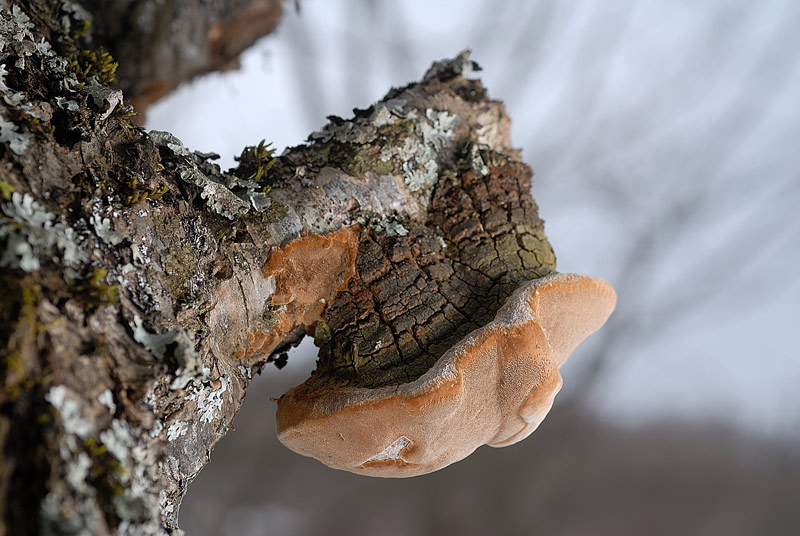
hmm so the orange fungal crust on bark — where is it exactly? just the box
[233,225,360,361]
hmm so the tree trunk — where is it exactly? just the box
[0,3,555,534]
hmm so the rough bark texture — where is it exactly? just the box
[0,3,554,534]
[314,162,554,390]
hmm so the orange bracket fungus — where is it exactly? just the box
[223,51,617,477]
[265,160,617,477]
[276,273,614,477]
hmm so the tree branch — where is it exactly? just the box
[0,4,574,534]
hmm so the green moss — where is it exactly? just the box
[235,139,278,187]
[1,276,41,398]
[348,145,395,176]
[26,116,56,138]
[66,47,118,86]
[162,247,195,301]
[377,119,414,145]
[259,199,288,224]
[0,180,15,200]
[70,19,92,41]
[83,436,127,513]
[304,144,331,168]
[124,175,169,205]
[313,321,332,346]
[115,106,138,139]
[73,268,118,310]
[479,147,510,168]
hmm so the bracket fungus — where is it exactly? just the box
[276,272,615,477]
[268,158,617,477]
[229,51,617,477]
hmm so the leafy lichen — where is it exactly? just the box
[0,192,87,277]
[153,131,274,219]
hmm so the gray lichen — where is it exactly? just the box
[0,63,34,154]
[166,421,188,442]
[59,0,93,36]
[152,130,272,219]
[149,130,190,157]
[55,96,80,111]
[470,143,490,176]
[131,315,200,371]
[45,384,94,439]
[1,2,119,161]
[423,48,482,80]
[397,108,459,200]
[85,84,123,120]
[187,375,229,423]
[97,389,116,412]
[0,192,88,277]
[355,212,409,237]
[0,112,32,154]
[90,214,125,246]
[42,384,165,534]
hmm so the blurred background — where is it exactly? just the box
[146,1,800,534]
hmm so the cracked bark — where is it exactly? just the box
[1,3,557,534]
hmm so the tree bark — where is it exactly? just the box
[0,3,555,534]
[72,0,283,116]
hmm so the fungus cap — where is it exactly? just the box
[275,272,616,477]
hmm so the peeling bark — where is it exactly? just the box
[1,3,557,534]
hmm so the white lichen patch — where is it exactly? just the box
[149,419,163,439]
[45,385,93,439]
[238,365,253,380]
[98,389,116,412]
[90,214,125,245]
[187,375,229,423]
[11,5,34,31]
[422,109,459,150]
[401,147,438,193]
[166,421,189,442]
[365,436,412,463]
[93,417,163,531]
[170,367,208,391]
[399,108,459,198]
[65,452,92,493]
[99,419,135,462]
[0,192,87,276]
[130,243,147,265]
[131,315,198,365]
[184,166,251,219]
[0,111,33,155]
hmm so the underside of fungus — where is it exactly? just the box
[217,51,617,477]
